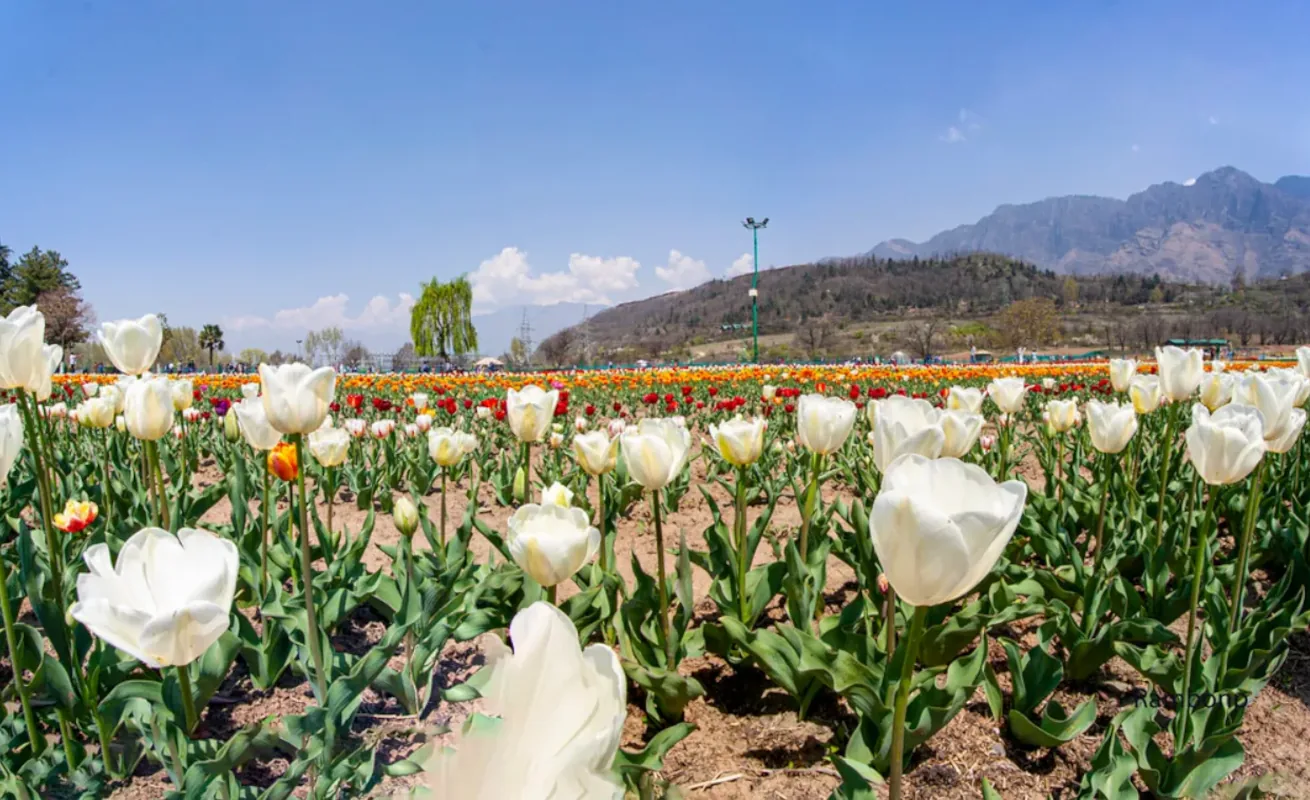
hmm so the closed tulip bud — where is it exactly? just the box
[371,419,395,439]
[507,504,600,587]
[415,413,433,433]
[979,434,995,452]
[182,408,201,423]
[393,496,420,538]
[607,418,626,437]
[870,455,1027,607]
[33,345,62,402]
[1108,358,1138,393]
[115,415,126,433]
[411,392,428,411]
[70,527,238,667]
[0,306,46,392]
[871,395,945,472]
[1129,376,1163,414]
[1155,346,1204,402]
[761,384,777,401]
[267,441,298,481]
[507,385,559,443]
[98,314,163,376]
[540,482,574,508]
[574,415,588,433]
[258,363,336,435]
[940,410,984,458]
[572,430,619,476]
[79,397,115,429]
[308,426,350,467]
[946,386,984,414]
[405,423,420,439]
[475,406,491,420]
[83,382,99,397]
[709,416,766,466]
[234,398,282,451]
[123,377,175,441]
[425,602,625,797]
[619,418,692,491]
[1041,378,1056,391]
[171,379,194,411]
[988,377,1027,414]
[1044,399,1080,433]
[1185,404,1266,485]
[344,418,366,438]
[1085,400,1137,454]
[1233,372,1307,453]
[796,394,857,456]
[223,409,241,442]
[100,384,124,414]
[0,405,23,485]
[513,466,528,500]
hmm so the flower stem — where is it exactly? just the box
[889,605,929,800]
[596,474,608,573]
[260,464,271,598]
[147,440,171,531]
[440,470,448,548]
[1153,405,1178,549]
[1224,458,1267,653]
[1092,453,1113,572]
[175,665,198,734]
[18,392,65,602]
[652,491,673,666]
[1178,487,1220,745]
[883,586,897,656]
[292,434,329,703]
[101,429,114,535]
[735,465,749,622]
[325,466,335,552]
[0,533,44,755]
[545,584,557,605]
[798,452,823,561]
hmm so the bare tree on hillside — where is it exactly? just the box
[800,316,837,360]
[539,328,579,366]
[901,318,943,361]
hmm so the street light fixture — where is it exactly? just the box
[742,217,769,363]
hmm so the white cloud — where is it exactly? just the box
[959,108,983,131]
[727,252,755,278]
[226,293,416,333]
[655,249,712,291]
[1183,177,1197,187]
[940,126,966,144]
[468,247,639,311]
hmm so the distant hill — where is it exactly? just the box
[868,167,1310,285]
[473,302,596,357]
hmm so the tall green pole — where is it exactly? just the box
[752,226,760,364]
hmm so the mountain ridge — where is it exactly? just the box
[867,166,1310,284]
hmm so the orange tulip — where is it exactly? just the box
[268,441,299,481]
[54,499,99,534]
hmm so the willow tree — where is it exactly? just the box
[410,275,478,360]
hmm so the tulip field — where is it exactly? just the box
[2,309,1310,798]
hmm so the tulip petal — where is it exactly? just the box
[140,601,229,668]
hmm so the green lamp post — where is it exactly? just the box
[742,216,768,363]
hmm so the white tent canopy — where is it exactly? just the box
[473,357,505,368]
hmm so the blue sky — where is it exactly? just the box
[2,1,1308,353]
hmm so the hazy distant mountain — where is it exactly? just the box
[473,302,598,357]
[868,167,1310,284]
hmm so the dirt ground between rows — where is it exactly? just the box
[89,443,1310,799]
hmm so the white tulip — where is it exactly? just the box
[171,379,194,411]
[1233,372,1306,453]
[574,415,589,433]
[507,504,600,587]
[429,427,474,468]
[343,418,366,438]
[945,386,983,414]
[1084,400,1137,454]
[1108,359,1138,393]
[870,395,945,472]
[540,482,574,508]
[1198,372,1234,412]
[1298,346,1310,380]
[619,418,691,491]
[870,455,1027,607]
[78,397,116,430]
[507,385,559,444]
[424,602,625,799]
[100,383,124,415]
[0,405,23,484]
[1129,376,1163,415]
[241,382,260,401]
[1265,367,1310,407]
[988,377,1027,414]
[1042,378,1056,391]
[1155,346,1204,402]
[1185,404,1266,485]
[123,377,175,441]
[939,410,984,458]
[70,527,238,667]
[0,306,47,392]
[1044,399,1080,433]
[83,382,99,397]
[709,416,766,466]
[411,392,429,411]
[476,406,492,420]
[259,363,336,435]
[761,384,777,401]
[572,430,619,476]
[415,413,433,433]
[795,394,857,456]
[1211,360,1228,374]
[308,425,350,467]
[115,415,126,433]
[98,314,163,376]
[405,423,420,439]
[234,398,282,451]
[607,418,626,438]
[34,344,62,402]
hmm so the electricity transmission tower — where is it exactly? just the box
[517,308,534,367]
